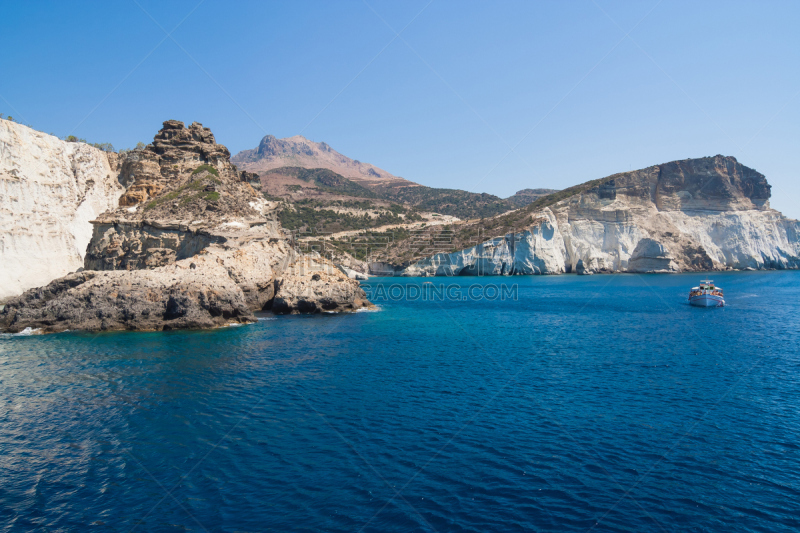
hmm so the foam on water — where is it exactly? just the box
[0,326,41,337]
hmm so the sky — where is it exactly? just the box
[2,1,799,217]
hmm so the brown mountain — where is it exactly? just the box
[232,134,412,188]
[232,135,556,219]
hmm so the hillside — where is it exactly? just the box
[506,188,560,208]
[1,120,371,333]
[233,136,554,219]
[321,156,800,275]
[232,134,410,188]
[254,166,378,200]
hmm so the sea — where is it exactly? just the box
[1,271,799,532]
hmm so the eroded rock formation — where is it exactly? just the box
[117,120,243,207]
[398,156,800,276]
[0,240,367,333]
[0,120,371,333]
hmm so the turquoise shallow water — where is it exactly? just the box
[1,271,800,532]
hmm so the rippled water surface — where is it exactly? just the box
[2,272,800,532]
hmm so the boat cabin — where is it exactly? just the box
[689,279,723,298]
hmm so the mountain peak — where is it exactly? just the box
[233,134,412,187]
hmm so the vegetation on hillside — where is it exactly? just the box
[278,199,422,236]
[374,185,517,220]
[264,167,378,198]
[192,164,220,177]
[63,135,115,152]
[363,173,622,264]
[257,165,606,262]
[263,166,544,219]
[303,227,415,262]
[144,171,222,211]
[119,142,147,155]
[505,188,560,208]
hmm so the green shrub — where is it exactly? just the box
[144,175,220,211]
[191,164,219,177]
[90,142,114,152]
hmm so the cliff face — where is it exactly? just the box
[86,119,273,273]
[0,120,372,333]
[399,156,800,276]
[117,119,244,207]
[0,239,370,334]
[0,121,125,301]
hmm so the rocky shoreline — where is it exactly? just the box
[0,120,372,334]
[351,156,800,276]
[3,119,798,334]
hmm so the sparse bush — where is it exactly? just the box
[144,175,221,211]
[264,167,377,199]
[191,164,219,177]
[90,142,114,152]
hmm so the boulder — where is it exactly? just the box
[273,256,372,314]
[0,263,254,334]
[627,238,678,273]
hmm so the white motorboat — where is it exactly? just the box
[688,279,725,307]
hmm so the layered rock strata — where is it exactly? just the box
[397,156,800,276]
[0,120,371,333]
[117,119,245,206]
[0,121,125,301]
[0,241,367,333]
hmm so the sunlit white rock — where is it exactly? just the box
[0,121,124,300]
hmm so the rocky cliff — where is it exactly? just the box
[0,120,125,301]
[0,240,370,334]
[394,156,800,276]
[0,120,371,333]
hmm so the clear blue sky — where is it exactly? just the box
[2,1,798,216]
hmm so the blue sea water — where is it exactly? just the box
[1,272,800,532]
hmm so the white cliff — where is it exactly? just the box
[0,120,372,333]
[0,121,124,301]
[399,156,800,276]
